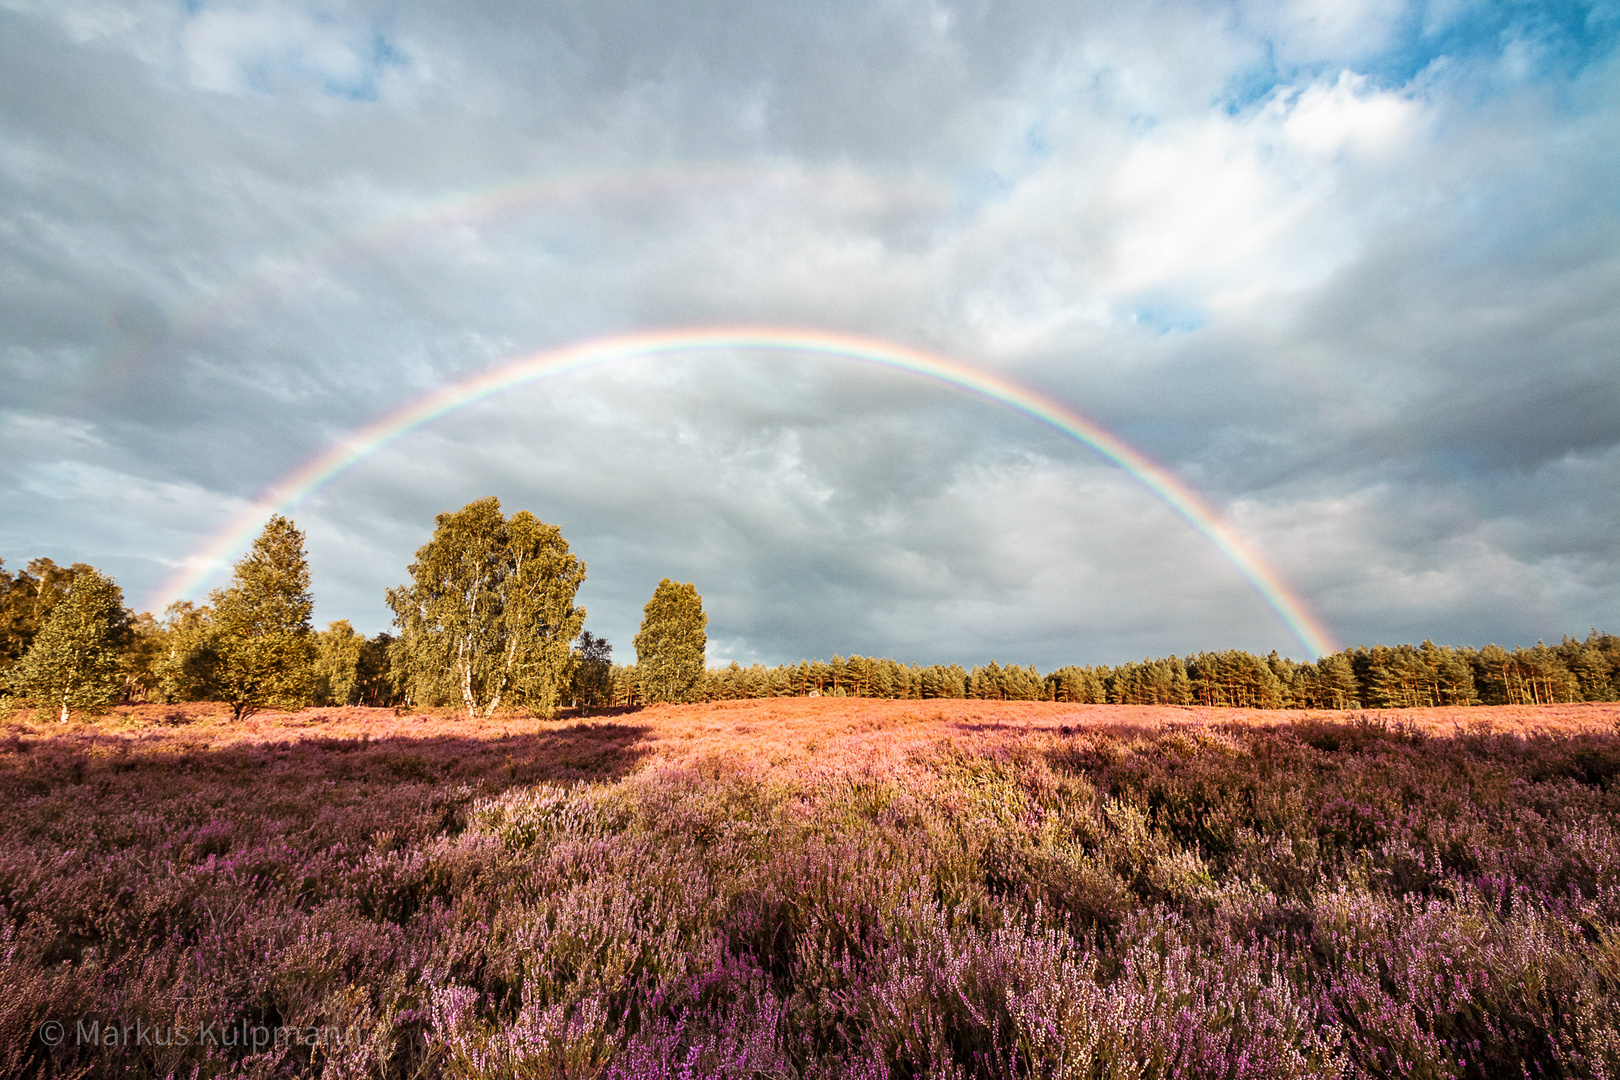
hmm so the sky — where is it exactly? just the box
[1,0,1617,668]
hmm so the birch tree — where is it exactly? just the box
[11,566,129,722]
[386,498,585,718]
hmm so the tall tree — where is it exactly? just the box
[0,558,34,694]
[386,498,586,718]
[210,516,317,720]
[11,566,129,722]
[633,579,707,704]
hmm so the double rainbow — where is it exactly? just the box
[153,327,1336,659]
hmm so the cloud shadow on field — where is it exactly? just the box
[0,717,656,817]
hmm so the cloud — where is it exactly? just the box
[1,0,1617,664]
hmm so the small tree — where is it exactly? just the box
[357,632,398,706]
[634,579,707,704]
[386,497,586,718]
[571,630,614,709]
[11,566,130,722]
[209,516,317,720]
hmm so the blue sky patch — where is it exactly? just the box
[1224,0,1619,110]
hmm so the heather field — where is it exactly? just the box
[5,700,1620,1078]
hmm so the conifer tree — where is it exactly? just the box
[571,630,614,709]
[210,516,317,720]
[1315,653,1360,710]
[387,498,585,718]
[12,566,129,722]
[633,579,707,704]
[1564,635,1618,701]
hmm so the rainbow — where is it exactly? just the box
[152,327,1337,658]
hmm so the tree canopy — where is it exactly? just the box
[386,497,586,718]
[633,579,708,704]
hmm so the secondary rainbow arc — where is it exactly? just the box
[57,161,947,416]
[153,327,1337,659]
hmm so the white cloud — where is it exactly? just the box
[177,2,406,98]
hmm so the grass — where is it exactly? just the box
[3,699,1619,1078]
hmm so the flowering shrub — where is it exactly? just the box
[3,704,1618,1078]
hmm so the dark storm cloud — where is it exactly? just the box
[2,0,1617,664]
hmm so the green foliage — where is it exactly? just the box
[669,633,1620,712]
[633,579,708,703]
[599,633,1617,710]
[6,539,1617,719]
[386,497,586,718]
[0,560,26,693]
[571,630,614,708]
[355,631,399,706]
[118,611,167,703]
[1107,655,1192,705]
[0,557,88,695]
[921,663,969,698]
[314,620,365,705]
[9,566,129,721]
[968,659,1047,700]
[151,601,222,703]
[310,622,401,706]
[208,515,318,720]
[1301,652,1362,709]
[1187,650,1288,707]
[1566,632,1620,701]
[1048,664,1110,703]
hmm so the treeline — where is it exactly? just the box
[0,500,703,719]
[0,555,373,707]
[5,528,1618,718]
[583,634,1620,710]
[0,524,379,720]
